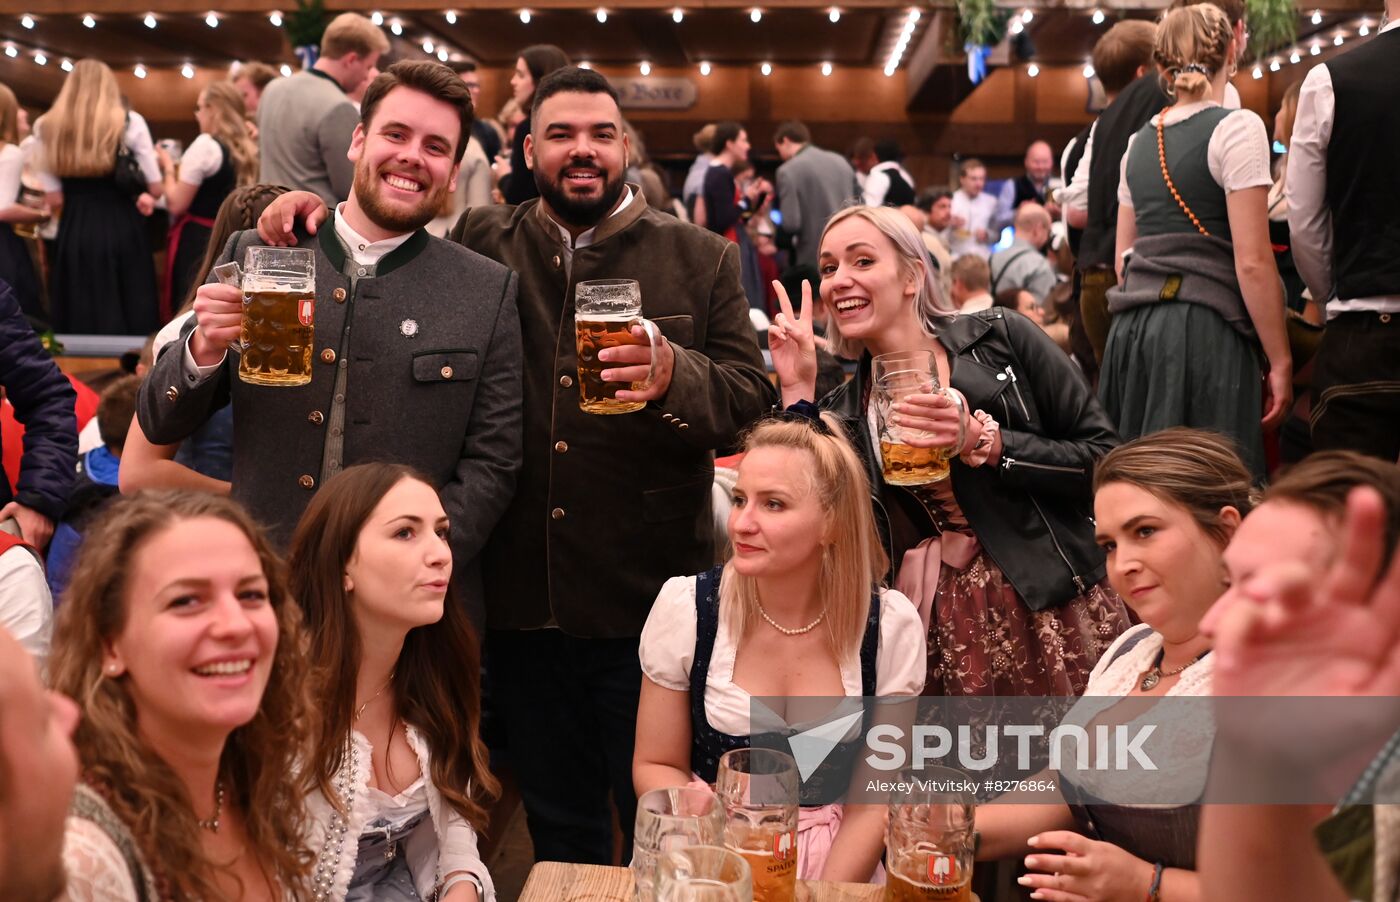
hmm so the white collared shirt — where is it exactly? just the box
[332,202,414,266]
[1285,18,1400,317]
[546,187,635,277]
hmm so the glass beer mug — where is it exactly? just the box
[656,846,753,902]
[715,749,799,902]
[872,350,964,486]
[574,279,662,415]
[632,787,725,902]
[884,768,977,902]
[218,246,316,387]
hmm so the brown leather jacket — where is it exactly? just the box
[449,190,775,637]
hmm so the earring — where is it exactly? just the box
[105,663,120,676]
[343,575,354,592]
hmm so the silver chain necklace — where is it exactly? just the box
[755,601,825,635]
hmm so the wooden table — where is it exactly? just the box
[518,862,981,901]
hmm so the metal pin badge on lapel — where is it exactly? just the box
[400,318,419,338]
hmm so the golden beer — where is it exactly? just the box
[727,830,797,902]
[883,869,972,902]
[238,288,315,386]
[880,441,954,486]
[576,313,647,415]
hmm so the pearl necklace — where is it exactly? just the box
[755,601,825,635]
[198,780,225,832]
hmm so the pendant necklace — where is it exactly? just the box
[1140,648,1206,691]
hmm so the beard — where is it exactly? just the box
[534,158,626,231]
[353,161,449,234]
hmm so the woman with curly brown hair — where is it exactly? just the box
[288,463,498,901]
[49,491,313,900]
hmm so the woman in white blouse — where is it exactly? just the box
[974,428,1255,902]
[287,463,497,902]
[1099,3,1291,480]
[0,84,49,317]
[158,80,257,319]
[633,412,926,883]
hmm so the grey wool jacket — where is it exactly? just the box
[137,219,522,627]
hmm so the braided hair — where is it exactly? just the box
[1154,4,1234,101]
[176,183,292,317]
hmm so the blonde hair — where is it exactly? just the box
[36,59,126,178]
[320,12,389,60]
[720,414,889,663]
[1154,4,1234,102]
[48,492,314,900]
[0,84,18,148]
[198,81,258,187]
[818,205,953,360]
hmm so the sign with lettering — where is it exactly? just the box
[610,76,698,110]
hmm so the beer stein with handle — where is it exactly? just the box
[217,246,316,387]
[884,767,977,901]
[632,787,725,902]
[871,350,964,486]
[574,279,662,414]
[656,846,753,902]
[715,749,800,902]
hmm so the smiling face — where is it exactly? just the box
[818,215,919,349]
[928,195,952,230]
[103,517,279,742]
[1094,482,1238,639]
[0,630,79,900]
[1025,141,1053,182]
[344,477,452,636]
[728,446,828,580]
[525,88,629,231]
[348,85,461,234]
[511,56,535,106]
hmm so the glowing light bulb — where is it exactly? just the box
[639,61,651,75]
[1027,63,1040,77]
[1092,9,1105,25]
[672,8,683,23]
[33,53,46,65]
[1334,33,1345,45]
[390,20,402,35]
[821,61,833,76]
[829,7,840,22]
[1311,9,1323,25]
[371,11,383,25]
[280,64,293,76]
[1359,22,1370,36]
[579,61,592,69]
[1251,65,1262,79]
[596,8,607,23]
[446,10,457,24]
[1310,43,1321,55]
[82,15,95,27]
[1083,63,1095,78]
[144,13,157,27]
[1010,19,1024,34]
[519,9,530,23]
[20,15,33,29]
[1289,50,1301,63]
[182,63,195,78]
[134,64,147,78]
[760,61,772,76]
[1021,9,1033,22]
[3,46,15,58]
[61,58,73,71]
[699,61,711,76]
[1269,58,1281,71]
[750,8,762,23]
[269,11,282,26]
[205,12,218,27]
[437,47,448,61]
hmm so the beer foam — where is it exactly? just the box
[576,312,639,323]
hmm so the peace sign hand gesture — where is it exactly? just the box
[769,279,820,408]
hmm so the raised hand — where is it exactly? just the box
[256,190,329,246]
[1203,486,1400,700]
[769,278,819,407]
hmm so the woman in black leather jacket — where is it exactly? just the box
[770,205,1129,696]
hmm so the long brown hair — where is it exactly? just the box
[288,463,499,830]
[198,80,258,187]
[720,414,889,662]
[36,58,126,177]
[48,492,313,901]
[0,84,19,148]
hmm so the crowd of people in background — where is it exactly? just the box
[1,0,1398,899]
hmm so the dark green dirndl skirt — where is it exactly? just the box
[1098,301,1265,478]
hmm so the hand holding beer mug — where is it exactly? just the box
[632,787,725,902]
[715,749,799,902]
[885,768,976,901]
[213,246,316,386]
[656,846,753,902]
[575,279,663,414]
[872,350,964,486]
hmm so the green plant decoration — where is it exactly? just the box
[1245,0,1297,59]
[284,0,328,51]
[956,0,1009,48]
